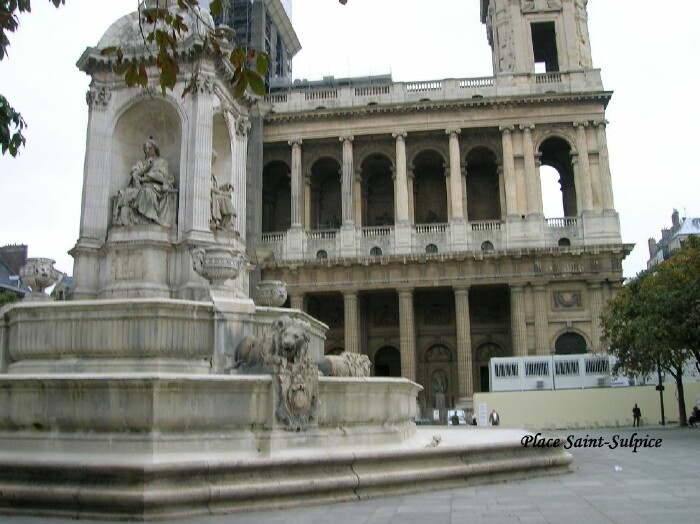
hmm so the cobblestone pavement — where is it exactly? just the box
[5,426,698,523]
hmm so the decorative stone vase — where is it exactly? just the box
[255,280,287,307]
[19,258,63,300]
[191,247,244,288]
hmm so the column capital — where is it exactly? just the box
[343,290,359,299]
[397,287,414,297]
[519,123,535,132]
[573,121,589,129]
[499,124,515,133]
[453,286,470,295]
[593,120,609,129]
[446,127,461,136]
[392,130,407,140]
[288,138,303,147]
[339,134,354,143]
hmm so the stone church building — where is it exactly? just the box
[252,0,631,413]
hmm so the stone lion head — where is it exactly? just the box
[270,316,311,363]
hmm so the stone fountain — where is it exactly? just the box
[0,3,571,520]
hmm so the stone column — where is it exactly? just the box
[573,122,593,213]
[533,285,549,355]
[407,166,415,225]
[398,289,416,381]
[303,171,312,229]
[182,72,216,239]
[521,124,543,217]
[454,287,473,399]
[589,282,603,353]
[444,168,452,219]
[289,293,305,311]
[500,125,519,218]
[344,291,360,354]
[446,128,464,220]
[289,138,303,228]
[354,170,363,226]
[510,285,528,357]
[392,131,410,224]
[340,135,355,225]
[594,120,615,212]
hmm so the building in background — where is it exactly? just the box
[0,245,29,299]
[647,209,700,269]
[251,0,632,416]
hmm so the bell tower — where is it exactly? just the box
[481,0,593,76]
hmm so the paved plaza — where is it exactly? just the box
[4,425,698,524]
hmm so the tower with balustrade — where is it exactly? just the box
[252,0,630,414]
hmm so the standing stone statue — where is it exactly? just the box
[113,136,175,227]
[209,149,237,230]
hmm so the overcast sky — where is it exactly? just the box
[1,0,699,279]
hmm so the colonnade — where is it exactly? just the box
[289,280,610,401]
[277,121,614,232]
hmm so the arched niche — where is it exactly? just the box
[212,113,233,186]
[110,98,182,201]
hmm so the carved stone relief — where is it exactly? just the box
[424,303,449,325]
[553,290,582,309]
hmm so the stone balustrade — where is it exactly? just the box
[258,214,620,262]
[265,70,603,114]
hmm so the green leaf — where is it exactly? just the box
[246,69,266,95]
[255,52,269,76]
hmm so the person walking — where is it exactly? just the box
[489,409,500,426]
[632,403,642,427]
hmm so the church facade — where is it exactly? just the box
[254,0,631,412]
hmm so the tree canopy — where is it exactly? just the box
[1,0,271,157]
[601,235,700,425]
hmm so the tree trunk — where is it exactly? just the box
[675,365,688,426]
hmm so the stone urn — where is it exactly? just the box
[255,280,287,307]
[191,247,244,288]
[19,258,63,300]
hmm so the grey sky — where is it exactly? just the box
[1,0,698,278]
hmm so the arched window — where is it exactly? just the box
[361,154,394,226]
[262,160,291,232]
[539,137,577,217]
[466,147,500,221]
[374,346,401,377]
[481,241,494,251]
[555,332,587,355]
[370,246,382,257]
[558,237,571,247]
[316,250,328,259]
[309,157,342,230]
[413,150,447,225]
[425,244,438,254]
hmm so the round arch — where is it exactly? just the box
[553,330,589,355]
[373,346,401,377]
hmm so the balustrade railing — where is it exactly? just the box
[406,80,442,92]
[459,77,494,88]
[261,231,286,243]
[415,223,448,234]
[306,229,337,240]
[304,89,338,101]
[535,72,562,84]
[471,220,502,232]
[361,226,393,238]
[546,217,578,228]
[355,85,390,96]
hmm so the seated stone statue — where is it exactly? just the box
[210,150,237,230]
[113,136,175,227]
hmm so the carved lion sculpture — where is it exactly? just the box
[235,316,311,370]
[318,352,371,377]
